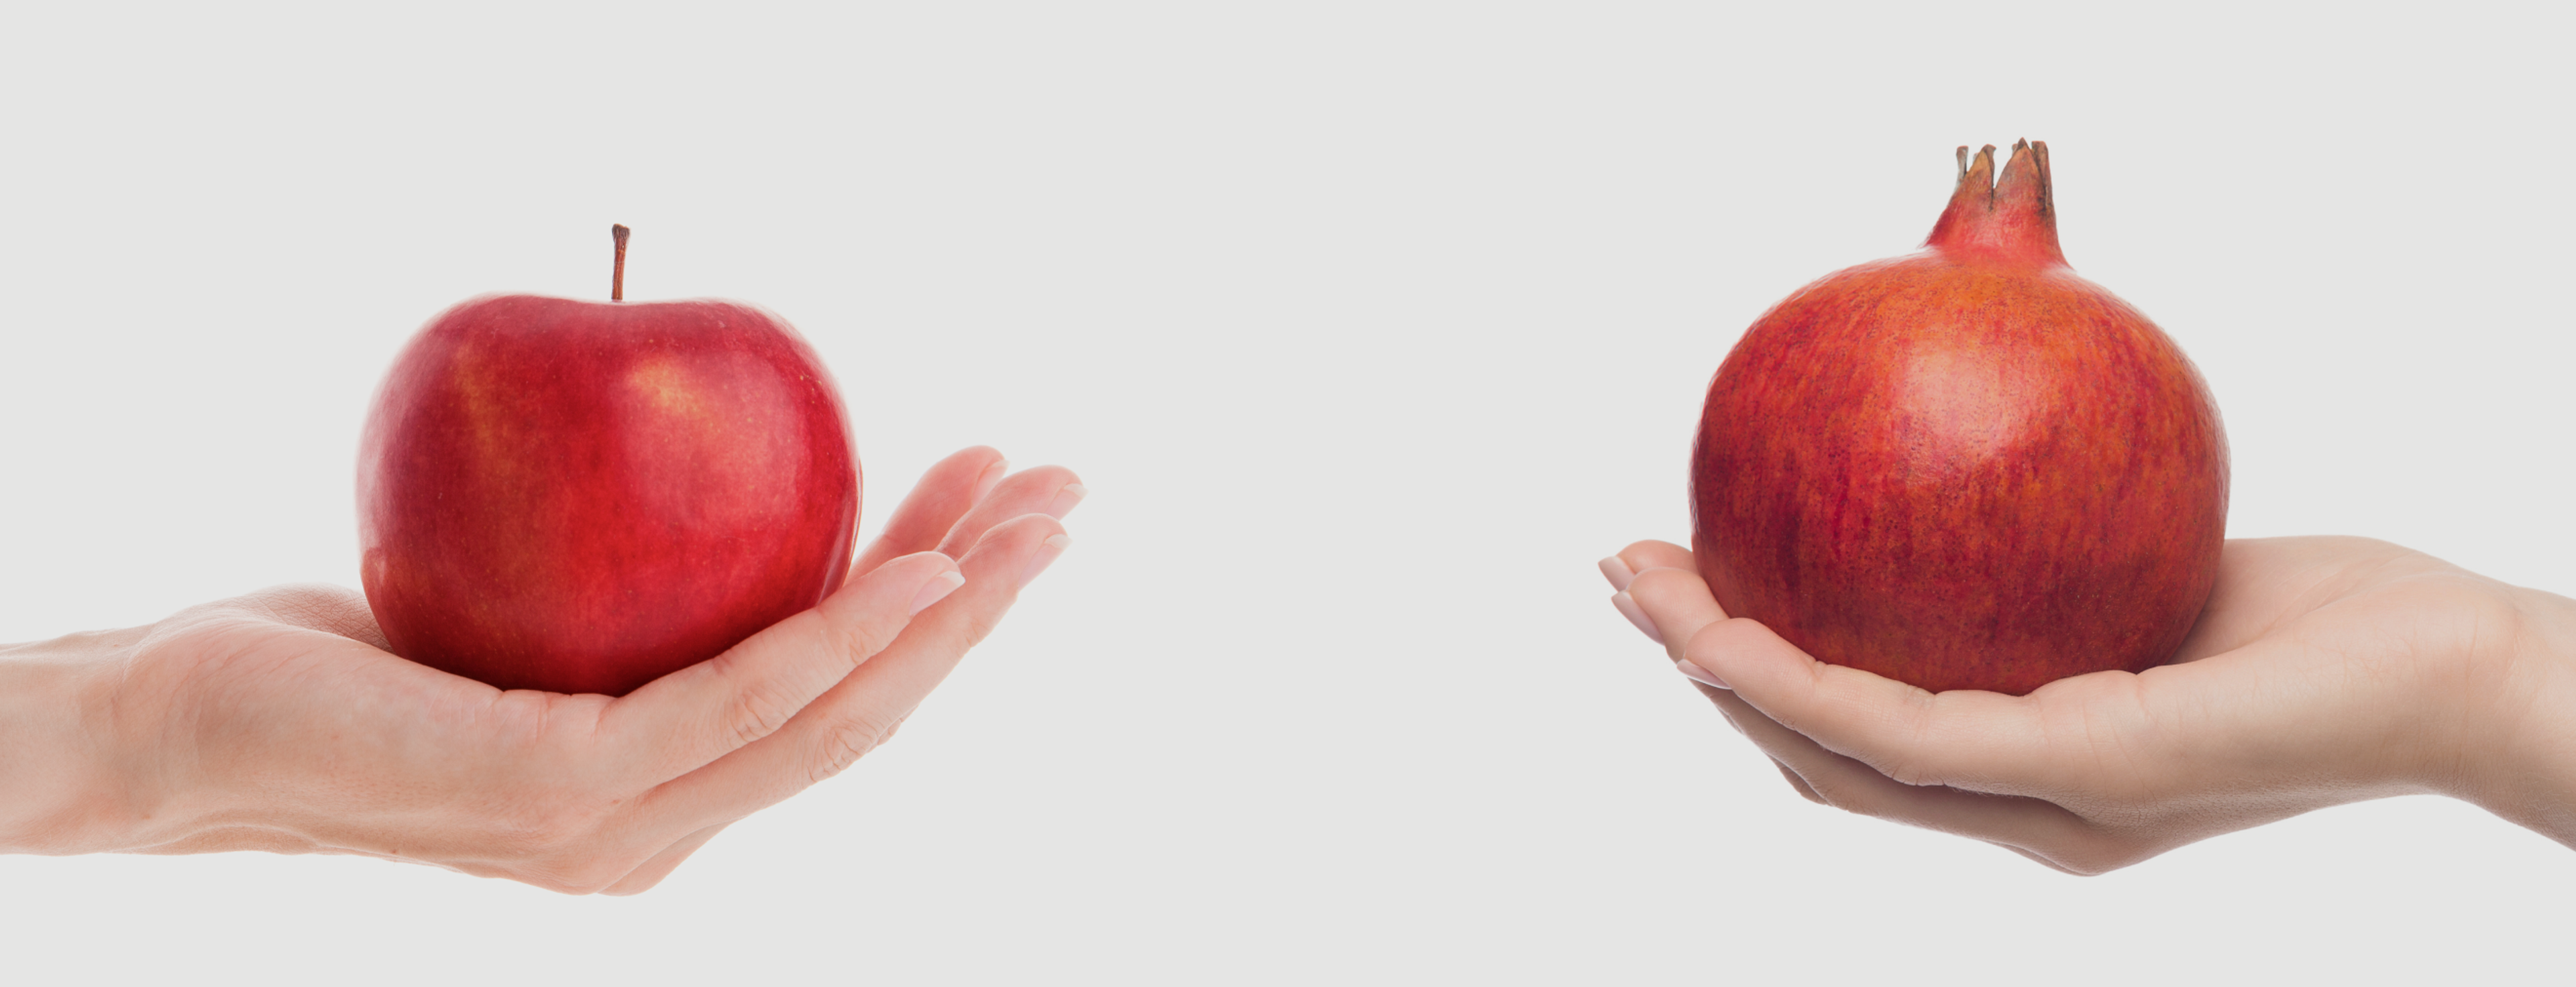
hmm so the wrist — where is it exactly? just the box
[2455,585,2576,847]
[0,631,141,854]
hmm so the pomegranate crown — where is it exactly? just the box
[1925,139,2066,267]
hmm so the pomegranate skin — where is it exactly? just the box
[1690,141,2226,696]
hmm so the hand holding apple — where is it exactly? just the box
[1603,536,2576,872]
[0,449,1081,894]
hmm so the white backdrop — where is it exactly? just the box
[4,2,2571,983]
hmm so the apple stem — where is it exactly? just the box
[611,224,631,302]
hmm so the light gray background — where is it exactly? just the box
[3,2,2571,983]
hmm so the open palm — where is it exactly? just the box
[1605,535,2569,873]
[52,447,1081,893]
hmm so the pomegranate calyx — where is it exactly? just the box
[1925,138,2067,268]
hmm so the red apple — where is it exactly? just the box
[358,229,859,695]
[1690,141,2226,696]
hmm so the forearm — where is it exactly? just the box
[0,632,132,854]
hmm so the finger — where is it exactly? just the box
[1604,540,1695,590]
[1682,616,2064,797]
[808,516,1074,774]
[1707,685,2102,856]
[1620,565,1729,662]
[598,822,733,896]
[934,465,1083,559]
[600,550,967,785]
[851,447,1010,577]
[1772,758,1823,803]
[632,513,1071,828]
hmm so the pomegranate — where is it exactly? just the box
[1690,140,2226,696]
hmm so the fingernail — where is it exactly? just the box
[1611,591,1662,644]
[1019,533,1072,589]
[973,459,1010,504]
[1045,483,1088,520]
[1597,555,1637,590]
[910,569,966,614]
[1676,659,1729,690]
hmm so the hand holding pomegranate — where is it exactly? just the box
[1603,536,2576,872]
[0,448,1081,894]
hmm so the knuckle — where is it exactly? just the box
[810,710,911,784]
[1875,697,1952,788]
[515,872,591,895]
[915,613,997,657]
[824,605,904,666]
[1783,776,1826,805]
[957,609,1007,648]
[525,869,602,895]
[810,727,875,784]
[573,856,646,894]
[1628,568,1705,615]
[1623,565,1677,595]
[1876,752,1941,789]
[1799,768,1907,822]
[1796,773,1862,814]
[532,856,635,896]
[722,676,805,748]
[513,831,655,895]
[2029,825,2145,876]
[600,869,669,896]
[2042,846,2127,877]
[1770,761,1825,803]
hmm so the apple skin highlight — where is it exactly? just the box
[358,294,860,696]
[1690,141,2227,697]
